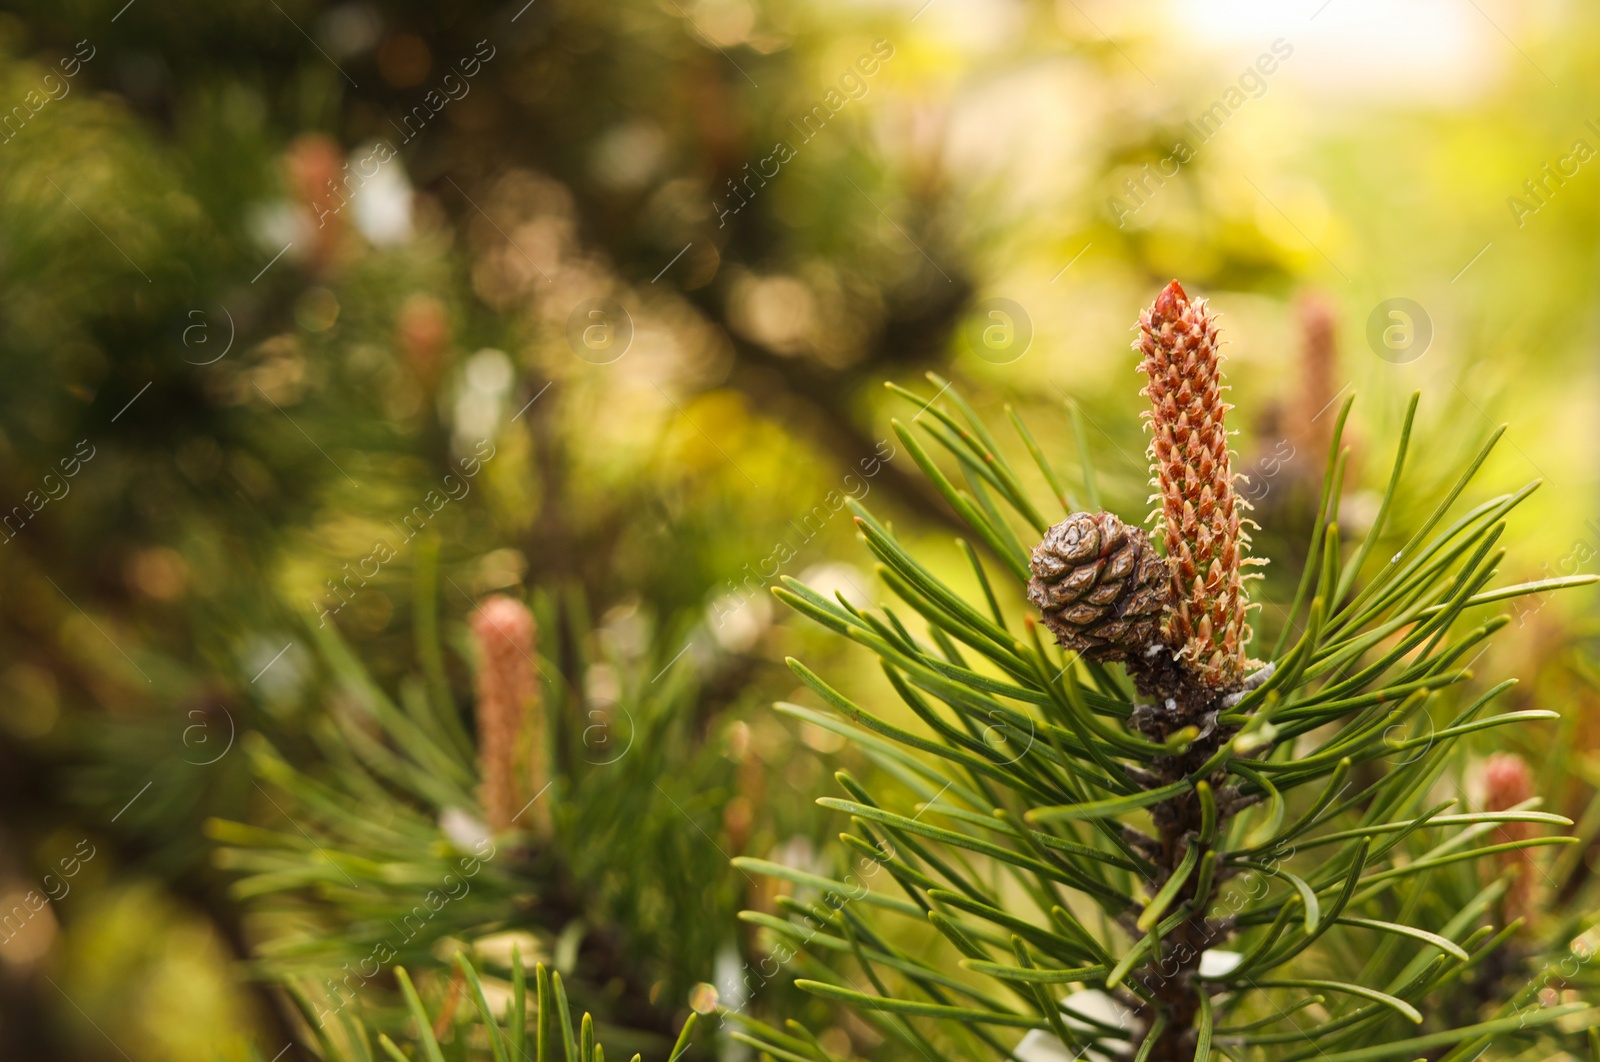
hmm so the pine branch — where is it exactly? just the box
[300,948,697,1062]
[209,559,737,1048]
[731,283,1600,1060]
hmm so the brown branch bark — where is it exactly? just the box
[1127,649,1238,1060]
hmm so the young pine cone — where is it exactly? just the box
[1137,279,1257,689]
[471,595,547,836]
[1027,511,1172,662]
[1483,752,1536,924]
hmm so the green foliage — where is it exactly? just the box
[294,949,697,1062]
[9,2,1600,1057]
[732,377,1599,1059]
[209,547,739,1046]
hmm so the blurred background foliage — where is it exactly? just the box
[0,0,1598,1057]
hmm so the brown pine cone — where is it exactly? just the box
[1027,512,1172,662]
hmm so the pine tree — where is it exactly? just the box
[729,282,1599,1059]
[209,547,740,1053]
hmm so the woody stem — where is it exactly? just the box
[1126,658,1237,1059]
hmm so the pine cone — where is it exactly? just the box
[471,595,546,836]
[1028,512,1172,661]
[1136,279,1257,689]
[1483,752,1536,923]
